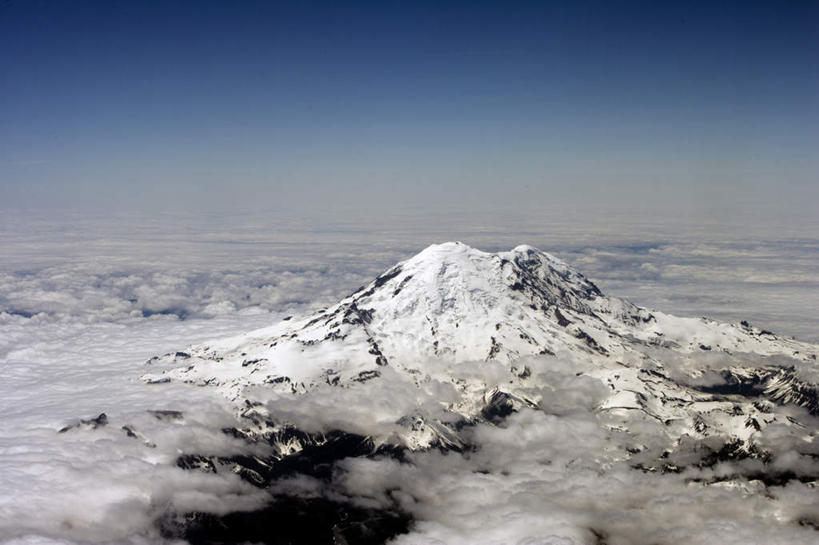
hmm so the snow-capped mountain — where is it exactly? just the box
[145,242,818,455]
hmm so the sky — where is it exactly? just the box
[1,0,817,213]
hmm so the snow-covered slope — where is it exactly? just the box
[145,242,818,453]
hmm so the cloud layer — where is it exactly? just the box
[1,209,817,544]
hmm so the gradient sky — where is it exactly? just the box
[1,0,817,213]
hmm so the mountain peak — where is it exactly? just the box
[368,241,601,307]
[149,243,626,396]
[410,241,566,269]
[146,243,818,441]
[373,242,604,325]
[340,243,606,349]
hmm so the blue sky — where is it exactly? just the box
[1,0,817,212]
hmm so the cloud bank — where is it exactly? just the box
[1,209,817,544]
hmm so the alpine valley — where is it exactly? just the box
[138,243,818,545]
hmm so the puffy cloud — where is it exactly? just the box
[249,352,819,545]
[325,404,819,545]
